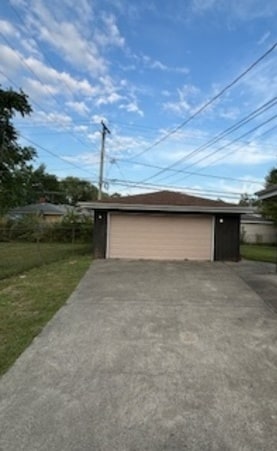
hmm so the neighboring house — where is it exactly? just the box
[256,184,277,201]
[79,190,251,261]
[241,214,276,244]
[8,202,66,223]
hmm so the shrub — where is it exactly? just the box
[0,213,93,243]
[8,215,46,242]
[50,214,93,243]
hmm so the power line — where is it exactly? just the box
[112,100,276,185]
[0,69,101,182]
[105,178,248,199]
[0,34,94,150]
[7,0,82,101]
[20,134,99,178]
[128,42,276,161]
[166,114,277,183]
[142,97,277,183]
[108,118,276,192]
[173,121,277,185]
[110,157,263,185]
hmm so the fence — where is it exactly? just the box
[0,220,93,280]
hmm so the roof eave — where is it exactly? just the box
[256,185,277,200]
[78,202,252,214]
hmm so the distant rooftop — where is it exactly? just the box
[9,203,66,216]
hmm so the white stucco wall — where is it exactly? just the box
[241,222,276,244]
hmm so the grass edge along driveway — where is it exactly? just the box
[0,255,91,376]
[240,244,277,263]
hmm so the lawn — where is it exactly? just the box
[0,255,92,376]
[240,244,277,263]
[0,241,92,280]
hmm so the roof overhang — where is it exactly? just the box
[78,202,252,214]
[256,185,277,200]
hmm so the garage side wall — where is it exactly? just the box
[214,214,240,261]
[93,210,107,258]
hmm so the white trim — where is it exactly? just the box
[211,216,215,261]
[106,212,111,258]
[241,219,274,225]
[79,202,251,214]
[256,186,277,200]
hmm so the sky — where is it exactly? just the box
[0,0,276,202]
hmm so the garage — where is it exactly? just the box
[108,213,213,260]
[79,190,249,261]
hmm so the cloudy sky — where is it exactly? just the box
[0,0,276,201]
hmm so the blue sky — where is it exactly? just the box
[0,0,276,202]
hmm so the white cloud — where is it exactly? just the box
[96,92,123,106]
[23,78,60,98]
[14,1,125,78]
[257,31,271,45]
[0,44,22,74]
[0,19,20,37]
[61,0,94,25]
[74,125,89,133]
[183,141,277,169]
[218,106,241,120]
[104,131,149,156]
[62,153,100,166]
[206,179,264,202]
[232,0,277,20]
[220,142,277,166]
[138,54,189,74]
[34,110,73,128]
[191,0,218,13]
[163,84,200,114]
[96,13,125,48]
[87,131,101,143]
[191,0,277,20]
[40,21,106,75]
[22,0,106,75]
[119,101,144,117]
[91,114,108,124]
[66,101,90,116]
[20,38,41,56]
[241,58,277,101]
[0,43,100,99]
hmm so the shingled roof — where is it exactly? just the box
[102,190,234,207]
[78,190,251,213]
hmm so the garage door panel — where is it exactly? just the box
[108,214,213,260]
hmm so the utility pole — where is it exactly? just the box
[98,120,111,200]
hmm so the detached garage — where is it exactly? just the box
[80,191,250,261]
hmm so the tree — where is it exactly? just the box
[0,86,36,214]
[23,164,62,204]
[239,193,259,207]
[260,166,277,224]
[60,176,98,205]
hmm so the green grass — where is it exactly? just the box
[240,244,277,263]
[0,255,92,376]
[0,241,92,280]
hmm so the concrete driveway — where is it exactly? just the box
[0,260,276,451]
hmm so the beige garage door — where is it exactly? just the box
[108,213,213,260]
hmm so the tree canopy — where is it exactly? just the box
[60,176,98,205]
[239,193,258,207]
[0,86,114,214]
[0,87,36,214]
[260,166,277,224]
